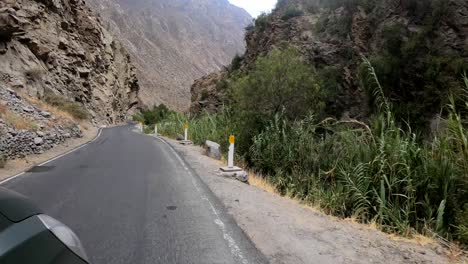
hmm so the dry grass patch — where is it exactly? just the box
[1,108,38,131]
[24,68,45,81]
[22,94,76,121]
[43,93,88,121]
[0,103,7,115]
[0,155,7,169]
[247,171,279,195]
[387,233,436,246]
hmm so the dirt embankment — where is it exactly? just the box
[164,137,462,264]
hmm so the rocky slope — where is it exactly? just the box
[0,0,139,124]
[191,0,468,126]
[86,0,251,111]
[0,86,82,160]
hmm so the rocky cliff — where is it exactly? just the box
[0,0,139,124]
[191,0,468,126]
[86,0,251,111]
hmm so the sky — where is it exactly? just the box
[228,0,277,17]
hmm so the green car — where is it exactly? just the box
[0,187,89,264]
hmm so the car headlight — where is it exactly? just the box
[37,214,89,262]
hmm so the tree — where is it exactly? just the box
[232,47,323,120]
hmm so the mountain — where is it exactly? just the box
[86,0,252,111]
[191,0,468,127]
[0,0,139,124]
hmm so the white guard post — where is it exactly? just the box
[220,135,247,182]
[180,123,193,145]
[154,124,158,135]
[228,135,235,168]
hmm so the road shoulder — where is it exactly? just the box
[163,137,454,264]
[0,125,98,182]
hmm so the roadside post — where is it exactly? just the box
[228,135,235,168]
[180,123,193,145]
[220,135,247,182]
[154,124,158,136]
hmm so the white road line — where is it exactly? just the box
[155,136,249,264]
[0,128,103,185]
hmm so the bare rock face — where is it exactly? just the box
[189,71,227,115]
[0,0,139,124]
[86,0,251,111]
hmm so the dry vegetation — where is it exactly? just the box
[0,155,6,169]
[247,171,279,195]
[24,68,45,81]
[0,103,38,130]
[0,103,6,115]
[42,93,88,121]
[22,94,76,121]
[22,94,91,132]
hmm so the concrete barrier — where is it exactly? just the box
[205,140,221,160]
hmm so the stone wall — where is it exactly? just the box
[0,86,81,160]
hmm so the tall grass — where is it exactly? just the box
[249,67,468,242]
[156,67,468,244]
[157,109,236,153]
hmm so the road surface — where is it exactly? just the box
[1,125,267,264]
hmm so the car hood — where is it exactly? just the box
[0,187,42,223]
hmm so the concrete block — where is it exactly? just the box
[205,140,221,160]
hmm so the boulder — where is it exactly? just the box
[22,106,34,113]
[40,111,51,118]
[205,140,221,160]
[34,137,43,145]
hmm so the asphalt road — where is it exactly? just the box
[2,125,267,264]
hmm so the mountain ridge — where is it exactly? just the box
[87,0,252,111]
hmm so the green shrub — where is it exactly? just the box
[281,7,304,20]
[133,104,174,125]
[232,47,323,120]
[456,205,468,244]
[230,54,243,71]
[200,90,210,101]
[254,13,271,32]
[245,23,254,32]
[275,0,288,10]
[226,47,324,154]
[216,79,228,91]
